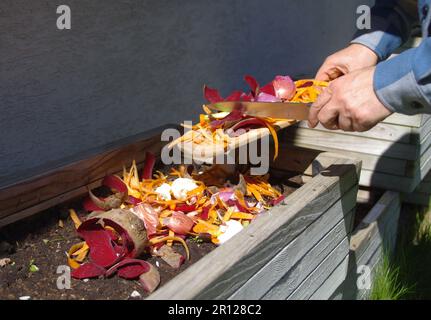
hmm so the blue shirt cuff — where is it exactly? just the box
[374,49,430,114]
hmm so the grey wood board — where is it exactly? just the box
[294,121,411,143]
[311,199,399,300]
[285,126,431,161]
[333,212,399,300]
[276,142,406,176]
[358,153,431,192]
[284,239,350,300]
[309,255,350,300]
[229,190,356,300]
[382,113,430,127]
[259,213,352,300]
[357,245,384,300]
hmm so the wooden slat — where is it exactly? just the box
[357,245,384,300]
[405,142,431,177]
[414,115,431,143]
[178,120,294,163]
[350,193,400,259]
[229,189,356,300]
[309,255,350,300]
[148,155,360,299]
[285,126,431,161]
[0,125,174,227]
[359,152,431,192]
[294,121,411,143]
[285,239,350,300]
[274,143,406,176]
[329,245,383,300]
[382,113,429,128]
[330,191,400,300]
[258,208,353,300]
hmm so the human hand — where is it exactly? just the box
[315,44,379,81]
[308,66,392,132]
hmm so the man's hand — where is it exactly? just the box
[316,44,379,81]
[308,67,392,132]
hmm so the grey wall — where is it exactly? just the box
[0,0,373,181]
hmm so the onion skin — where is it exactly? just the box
[142,152,156,180]
[164,211,194,235]
[273,75,296,100]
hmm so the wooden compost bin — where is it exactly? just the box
[281,114,431,193]
[266,146,401,300]
[281,37,431,194]
[0,125,361,300]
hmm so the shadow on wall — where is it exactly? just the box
[0,0,373,180]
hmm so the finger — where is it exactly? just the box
[316,66,344,82]
[315,67,331,82]
[318,104,340,130]
[308,88,332,128]
[338,114,354,132]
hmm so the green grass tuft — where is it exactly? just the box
[368,252,410,300]
[368,204,431,300]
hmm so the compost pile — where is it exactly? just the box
[65,74,328,294]
[170,75,328,159]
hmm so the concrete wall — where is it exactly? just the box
[0,0,373,181]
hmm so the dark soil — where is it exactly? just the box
[0,172,302,300]
[0,204,214,300]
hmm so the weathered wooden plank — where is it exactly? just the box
[330,192,400,300]
[329,244,383,300]
[350,194,400,259]
[359,150,431,192]
[229,189,356,300]
[382,113,430,128]
[405,142,431,177]
[357,245,384,300]
[148,156,360,299]
[414,115,431,143]
[274,143,406,176]
[312,200,399,300]
[285,126,431,161]
[309,255,350,300]
[294,121,411,143]
[180,120,294,163]
[359,170,415,193]
[258,212,352,300]
[356,188,384,204]
[284,239,350,300]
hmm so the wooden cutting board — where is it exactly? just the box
[175,120,296,163]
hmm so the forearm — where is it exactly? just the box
[374,38,431,114]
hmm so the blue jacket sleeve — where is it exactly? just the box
[374,38,431,114]
[350,0,416,60]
